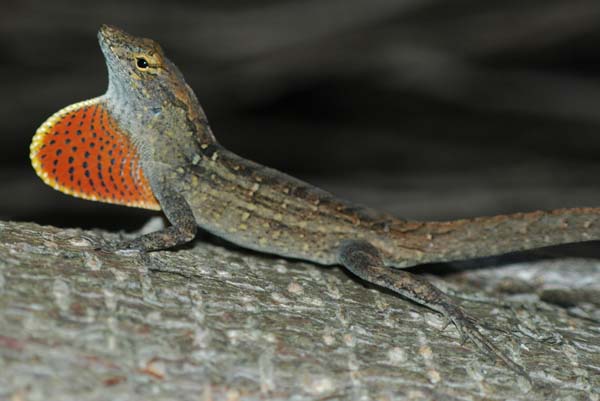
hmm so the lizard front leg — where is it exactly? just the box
[338,240,528,379]
[116,185,197,252]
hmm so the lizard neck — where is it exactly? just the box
[103,82,216,172]
[105,62,216,149]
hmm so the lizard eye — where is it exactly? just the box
[135,57,149,70]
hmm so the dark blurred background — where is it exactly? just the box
[3,0,600,232]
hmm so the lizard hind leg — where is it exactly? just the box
[337,240,529,379]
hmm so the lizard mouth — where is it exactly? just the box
[97,24,120,62]
[97,24,140,54]
[99,24,118,37]
[98,24,118,47]
[97,24,143,71]
[98,24,130,43]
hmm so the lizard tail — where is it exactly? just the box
[388,207,600,266]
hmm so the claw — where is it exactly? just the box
[442,303,530,381]
[439,315,452,332]
[458,330,468,346]
[441,309,468,344]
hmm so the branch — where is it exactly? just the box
[0,220,598,399]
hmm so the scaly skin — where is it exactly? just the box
[33,24,600,380]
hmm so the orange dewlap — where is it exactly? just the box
[30,98,160,210]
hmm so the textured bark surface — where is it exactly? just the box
[1,220,599,400]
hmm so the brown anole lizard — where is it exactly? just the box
[31,25,598,379]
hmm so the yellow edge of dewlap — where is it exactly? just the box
[30,96,161,211]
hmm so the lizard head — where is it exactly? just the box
[96,25,213,147]
[95,25,214,175]
[98,25,192,108]
[30,25,214,208]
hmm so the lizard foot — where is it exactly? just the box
[338,240,531,381]
[440,301,530,380]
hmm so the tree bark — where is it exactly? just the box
[0,220,598,400]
